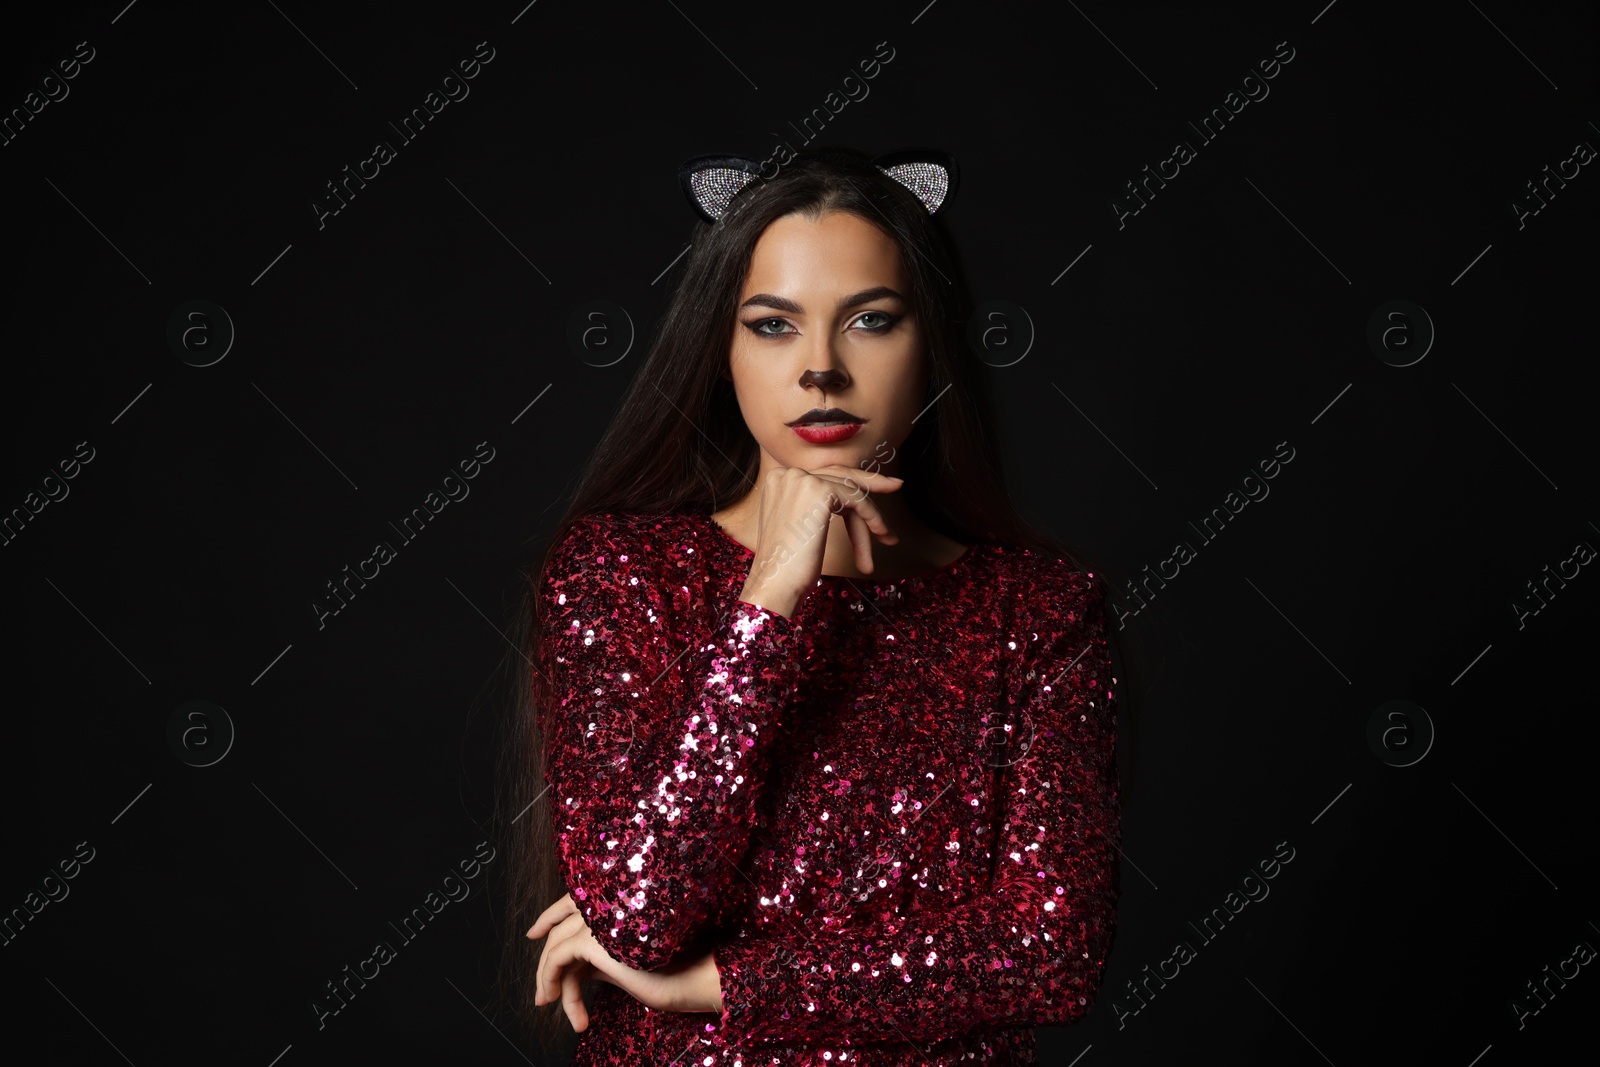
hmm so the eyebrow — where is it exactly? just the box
[738,286,906,315]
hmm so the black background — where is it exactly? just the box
[3,1,1597,1063]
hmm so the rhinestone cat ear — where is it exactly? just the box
[677,156,764,224]
[871,149,959,215]
[678,150,960,223]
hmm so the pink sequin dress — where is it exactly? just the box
[533,507,1121,1065]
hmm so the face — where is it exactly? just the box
[727,209,925,479]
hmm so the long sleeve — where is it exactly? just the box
[712,563,1122,1045]
[533,514,805,972]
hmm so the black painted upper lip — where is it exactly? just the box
[787,407,864,426]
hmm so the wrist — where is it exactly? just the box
[738,582,799,620]
[678,949,723,1014]
[707,948,724,1013]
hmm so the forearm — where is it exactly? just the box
[542,596,801,971]
[711,870,1119,1045]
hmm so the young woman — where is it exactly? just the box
[496,147,1133,1065]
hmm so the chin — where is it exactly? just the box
[779,446,867,469]
[764,425,903,473]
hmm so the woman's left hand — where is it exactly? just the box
[527,893,724,1031]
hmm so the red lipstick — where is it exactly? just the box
[792,422,864,444]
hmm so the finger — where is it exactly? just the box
[810,464,904,487]
[556,929,637,1001]
[824,486,896,541]
[528,899,572,940]
[537,913,588,1006]
[562,963,589,1031]
[804,473,882,522]
[528,892,577,939]
[534,940,551,1007]
[811,471,903,510]
[532,912,582,1006]
[537,916,581,1008]
[841,508,877,573]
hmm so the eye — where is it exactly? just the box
[852,311,899,332]
[744,317,794,337]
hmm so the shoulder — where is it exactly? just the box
[995,544,1109,636]
[549,507,690,553]
[542,507,707,592]
[536,508,725,651]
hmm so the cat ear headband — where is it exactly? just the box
[678,148,959,224]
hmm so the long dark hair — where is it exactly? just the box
[490,147,1152,1062]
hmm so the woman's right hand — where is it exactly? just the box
[738,464,905,618]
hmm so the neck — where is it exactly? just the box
[824,492,941,580]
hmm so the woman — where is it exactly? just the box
[496,147,1135,1065]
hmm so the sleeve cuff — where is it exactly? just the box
[732,595,797,628]
[712,935,763,1034]
[725,597,802,662]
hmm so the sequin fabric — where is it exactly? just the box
[532,507,1121,1066]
